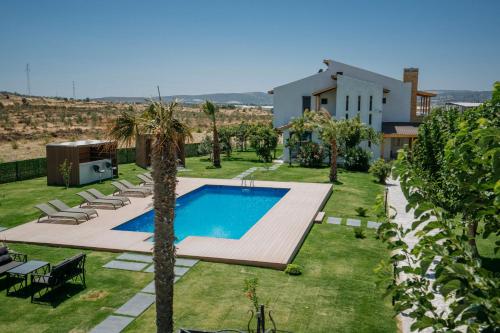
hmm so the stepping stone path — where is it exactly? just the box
[346,219,361,227]
[114,293,156,317]
[103,260,149,272]
[327,217,342,225]
[95,253,199,332]
[90,315,134,333]
[116,253,153,263]
[367,221,381,229]
[232,163,282,180]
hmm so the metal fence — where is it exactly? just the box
[0,143,201,184]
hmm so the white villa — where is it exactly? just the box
[269,59,436,160]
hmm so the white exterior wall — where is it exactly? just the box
[273,59,414,162]
[335,75,383,159]
[325,60,412,122]
[272,71,335,128]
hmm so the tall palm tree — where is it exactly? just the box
[109,100,191,333]
[201,100,221,168]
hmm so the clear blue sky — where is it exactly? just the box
[1,0,499,98]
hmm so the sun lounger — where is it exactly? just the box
[86,189,131,205]
[35,204,88,224]
[137,174,154,186]
[111,182,151,197]
[76,192,123,209]
[119,179,153,191]
[48,199,98,219]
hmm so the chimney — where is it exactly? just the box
[404,68,419,121]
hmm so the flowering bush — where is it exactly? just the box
[297,141,324,167]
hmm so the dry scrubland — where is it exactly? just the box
[0,93,272,162]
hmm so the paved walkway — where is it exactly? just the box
[386,178,447,333]
[232,160,282,180]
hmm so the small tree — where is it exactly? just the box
[369,158,392,184]
[59,159,72,189]
[249,125,278,162]
[234,122,251,151]
[218,126,235,157]
[197,134,213,157]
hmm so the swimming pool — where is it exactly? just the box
[113,185,289,243]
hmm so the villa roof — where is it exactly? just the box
[312,86,337,96]
[417,90,437,97]
[382,122,420,137]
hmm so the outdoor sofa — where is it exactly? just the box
[30,253,86,303]
[0,246,27,278]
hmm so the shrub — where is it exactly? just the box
[243,277,259,312]
[197,135,213,156]
[249,125,278,162]
[343,146,371,171]
[297,141,324,167]
[355,207,368,217]
[354,227,366,239]
[59,159,73,189]
[284,264,303,275]
[11,141,19,149]
[369,158,392,184]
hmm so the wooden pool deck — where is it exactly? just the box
[0,178,331,269]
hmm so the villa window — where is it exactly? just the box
[345,113,349,120]
[383,97,387,104]
[369,113,372,125]
[302,96,311,113]
[345,95,349,111]
[357,96,361,111]
[368,140,372,148]
[369,96,373,111]
[321,98,328,105]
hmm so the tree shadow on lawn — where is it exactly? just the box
[1,278,86,307]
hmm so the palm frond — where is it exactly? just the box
[108,110,139,147]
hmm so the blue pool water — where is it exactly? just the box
[113,185,289,243]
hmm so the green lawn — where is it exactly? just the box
[0,244,152,333]
[125,226,396,333]
[0,149,399,333]
[254,165,384,224]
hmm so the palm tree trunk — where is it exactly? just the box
[177,135,186,167]
[330,139,337,182]
[152,135,177,333]
[212,121,221,168]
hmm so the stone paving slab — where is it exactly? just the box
[90,315,134,333]
[327,217,342,225]
[116,253,153,263]
[346,219,361,227]
[103,260,149,271]
[175,266,190,276]
[175,258,198,267]
[114,293,156,317]
[367,221,381,229]
[144,265,191,276]
[141,281,155,294]
[141,276,181,294]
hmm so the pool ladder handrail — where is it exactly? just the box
[241,173,255,187]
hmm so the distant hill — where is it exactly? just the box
[95,92,273,106]
[94,89,492,107]
[429,90,492,106]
